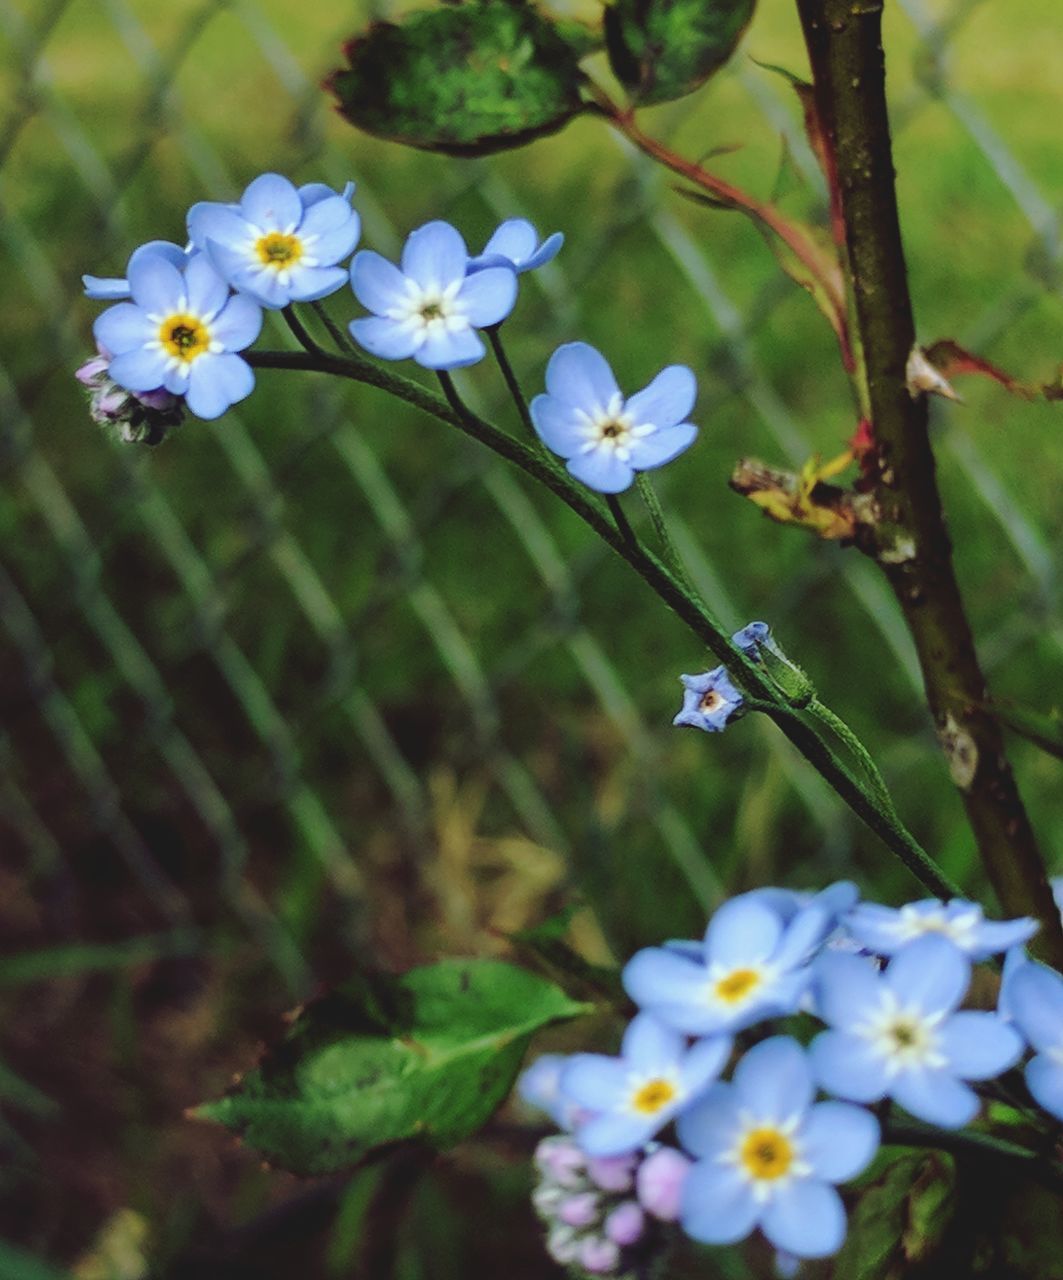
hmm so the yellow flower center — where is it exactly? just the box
[739,1127,794,1181]
[159,314,210,363]
[715,968,761,1004]
[631,1078,677,1114]
[256,231,303,268]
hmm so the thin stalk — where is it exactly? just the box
[282,306,327,358]
[245,346,959,900]
[809,698,895,813]
[635,474,701,604]
[486,325,536,441]
[309,300,359,356]
[605,493,638,549]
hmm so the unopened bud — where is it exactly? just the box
[534,1135,585,1187]
[546,1225,581,1266]
[604,1200,645,1246]
[579,1236,621,1274]
[586,1154,637,1193]
[636,1146,691,1222]
[557,1191,600,1229]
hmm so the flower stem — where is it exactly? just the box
[605,493,638,549]
[634,474,700,602]
[885,1119,1063,1193]
[808,698,895,814]
[282,306,327,358]
[486,326,536,441]
[309,300,359,356]
[245,347,959,900]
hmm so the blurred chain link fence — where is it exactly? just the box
[1,0,1061,1003]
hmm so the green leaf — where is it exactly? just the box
[992,699,1063,762]
[193,959,589,1175]
[328,3,589,157]
[605,0,756,106]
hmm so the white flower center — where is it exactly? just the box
[575,393,655,461]
[892,904,980,950]
[389,279,468,345]
[854,990,947,1077]
[720,1113,811,1204]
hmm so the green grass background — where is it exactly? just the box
[2,0,1063,1274]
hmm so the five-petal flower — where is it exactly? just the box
[1005,959,1063,1121]
[844,898,1037,961]
[467,218,563,275]
[672,667,743,733]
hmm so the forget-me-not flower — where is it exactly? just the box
[93,253,262,421]
[560,1014,731,1157]
[350,220,517,370]
[188,174,360,309]
[467,218,563,275]
[677,1037,879,1259]
[673,667,743,733]
[530,343,698,494]
[83,240,190,300]
[845,898,1037,961]
[1004,959,1063,1121]
[810,934,1023,1127]
[623,895,832,1036]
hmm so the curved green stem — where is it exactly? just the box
[634,474,703,607]
[808,698,895,813]
[885,1119,1063,1194]
[244,347,958,900]
[308,300,359,356]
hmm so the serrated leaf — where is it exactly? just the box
[193,959,589,1175]
[605,0,755,106]
[328,3,588,157]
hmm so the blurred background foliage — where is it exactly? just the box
[2,0,1063,1274]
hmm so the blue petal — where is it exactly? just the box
[351,316,420,362]
[732,1037,813,1124]
[561,1055,629,1111]
[457,266,517,327]
[185,254,229,320]
[680,1036,733,1098]
[814,951,881,1028]
[83,275,130,300]
[204,240,275,305]
[680,1159,759,1245]
[107,346,168,392]
[940,1011,1023,1080]
[971,917,1038,958]
[185,352,253,420]
[523,230,563,271]
[884,936,970,1015]
[761,1180,846,1259]
[625,365,697,430]
[529,395,584,459]
[287,265,349,303]
[187,203,250,252]
[704,897,783,968]
[623,948,709,1017]
[576,1111,659,1158]
[809,1030,889,1103]
[414,325,484,370]
[300,193,357,237]
[627,423,697,471]
[566,446,634,494]
[773,903,833,970]
[845,903,906,954]
[128,240,189,272]
[622,1014,684,1073]
[94,303,153,355]
[1026,1055,1063,1122]
[298,180,354,207]
[890,1069,979,1129]
[545,342,619,414]
[305,217,361,268]
[401,220,467,289]
[675,1083,739,1157]
[162,363,191,395]
[128,255,184,314]
[482,218,537,263]
[212,294,263,352]
[351,251,410,315]
[241,172,301,230]
[518,1054,567,1119]
[1008,961,1063,1052]
[800,1102,880,1182]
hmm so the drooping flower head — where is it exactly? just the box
[188,174,360,309]
[92,253,262,421]
[350,220,517,370]
[1005,959,1063,1121]
[672,667,743,733]
[810,934,1023,1128]
[623,895,832,1036]
[845,898,1038,961]
[560,1014,731,1157]
[83,240,190,301]
[678,1037,880,1259]
[467,218,563,275]
[530,342,698,494]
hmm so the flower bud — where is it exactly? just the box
[636,1146,691,1221]
[578,1236,621,1274]
[546,1225,581,1266]
[604,1200,645,1246]
[557,1191,600,1229]
[534,1135,585,1187]
[76,348,184,445]
[586,1154,637,1193]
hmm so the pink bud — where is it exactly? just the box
[604,1200,645,1246]
[579,1236,621,1274]
[534,1135,585,1187]
[636,1146,691,1222]
[586,1154,637,1193]
[557,1191,599,1228]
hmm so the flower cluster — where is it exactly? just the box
[518,884,1044,1271]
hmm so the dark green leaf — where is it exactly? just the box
[193,959,589,1175]
[328,3,588,157]
[605,0,756,106]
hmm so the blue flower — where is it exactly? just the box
[677,1037,879,1259]
[844,898,1037,961]
[188,174,360,309]
[810,934,1023,1128]
[83,240,190,300]
[350,221,517,370]
[623,894,832,1036]
[672,667,743,732]
[93,253,262,421]
[529,343,698,494]
[467,218,563,275]
[731,620,772,657]
[1004,959,1063,1121]
[560,1014,731,1157]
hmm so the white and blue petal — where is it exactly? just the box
[94,303,154,356]
[128,254,184,315]
[1025,1055,1063,1122]
[185,352,254,420]
[704,897,783,968]
[814,951,882,1027]
[810,1029,890,1103]
[680,1035,733,1098]
[456,266,517,327]
[184,253,229,319]
[351,251,410,315]
[625,365,697,430]
[890,1068,979,1129]
[940,1012,1023,1080]
[621,1014,684,1073]
[402,220,468,290]
[482,218,538,264]
[732,1036,813,1123]
[800,1102,880,1183]
[561,1054,630,1113]
[529,395,584,459]
[566,446,634,494]
[241,172,302,231]
[627,423,698,470]
[187,203,251,253]
[416,325,483,370]
[350,316,421,362]
[575,1111,658,1158]
[107,346,169,392]
[288,265,349,303]
[761,1180,846,1259]
[680,1160,760,1245]
[884,936,970,1016]
[675,1084,739,1157]
[1005,961,1063,1053]
[212,294,263,352]
[545,342,620,415]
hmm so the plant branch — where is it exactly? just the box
[246,347,959,900]
[795,0,1063,968]
[885,1119,1063,1194]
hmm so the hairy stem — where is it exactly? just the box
[247,347,958,900]
[796,0,1063,967]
